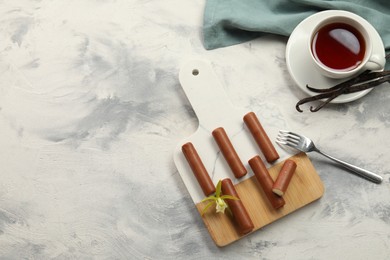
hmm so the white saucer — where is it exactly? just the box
[286,10,385,103]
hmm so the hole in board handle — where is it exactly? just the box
[192,69,199,76]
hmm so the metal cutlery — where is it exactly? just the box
[276,130,383,184]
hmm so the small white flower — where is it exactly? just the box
[200,180,238,216]
[215,197,228,214]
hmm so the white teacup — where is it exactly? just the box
[308,13,385,79]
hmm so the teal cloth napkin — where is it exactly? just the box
[203,0,390,59]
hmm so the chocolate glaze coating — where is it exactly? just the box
[221,178,254,235]
[243,112,279,163]
[212,127,247,178]
[182,142,216,196]
[272,159,297,196]
[248,155,285,209]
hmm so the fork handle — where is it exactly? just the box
[314,150,383,184]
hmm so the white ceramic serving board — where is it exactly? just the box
[173,60,290,203]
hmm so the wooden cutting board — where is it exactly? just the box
[196,152,324,246]
[173,60,324,247]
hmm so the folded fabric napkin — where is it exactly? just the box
[203,0,390,60]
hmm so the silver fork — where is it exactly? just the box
[276,130,383,184]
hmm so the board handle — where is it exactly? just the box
[179,60,239,126]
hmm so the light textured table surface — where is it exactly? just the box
[1,1,389,259]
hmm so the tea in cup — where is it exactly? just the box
[309,13,385,79]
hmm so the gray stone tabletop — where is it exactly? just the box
[0,1,389,259]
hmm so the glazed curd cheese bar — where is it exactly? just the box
[248,155,285,209]
[212,127,247,178]
[221,178,254,235]
[182,142,216,196]
[243,112,279,163]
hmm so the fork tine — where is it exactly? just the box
[277,136,299,146]
[275,138,299,150]
[281,141,298,150]
[278,130,300,139]
[275,138,287,145]
[277,132,300,142]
